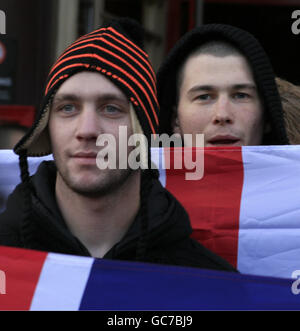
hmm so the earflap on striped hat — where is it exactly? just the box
[129,103,149,170]
[14,18,159,156]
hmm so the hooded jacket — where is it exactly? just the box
[157,24,289,145]
[10,18,163,267]
[0,161,236,272]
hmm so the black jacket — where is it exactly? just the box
[0,161,236,272]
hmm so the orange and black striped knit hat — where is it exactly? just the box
[14,18,159,157]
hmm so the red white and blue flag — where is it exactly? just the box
[0,245,299,310]
[1,147,300,310]
[154,145,300,279]
[1,147,300,279]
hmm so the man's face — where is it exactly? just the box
[175,53,264,146]
[49,71,134,196]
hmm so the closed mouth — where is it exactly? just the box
[208,135,240,146]
[73,152,97,158]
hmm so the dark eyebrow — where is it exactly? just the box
[187,83,257,96]
[232,84,257,90]
[187,85,215,95]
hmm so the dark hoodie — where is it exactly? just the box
[0,161,236,271]
[157,24,289,145]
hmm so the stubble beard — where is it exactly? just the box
[56,159,135,198]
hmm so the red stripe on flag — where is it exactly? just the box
[0,246,47,310]
[165,147,244,267]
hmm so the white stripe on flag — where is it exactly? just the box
[238,145,300,278]
[30,253,94,310]
[151,147,166,187]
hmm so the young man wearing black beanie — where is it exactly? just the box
[0,19,235,272]
[157,24,290,147]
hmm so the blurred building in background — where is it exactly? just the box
[0,0,300,130]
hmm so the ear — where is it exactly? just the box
[172,106,180,134]
[264,122,271,134]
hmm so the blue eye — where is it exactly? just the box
[60,104,76,113]
[195,94,212,101]
[200,94,211,100]
[106,105,118,111]
[234,92,250,99]
[103,105,122,115]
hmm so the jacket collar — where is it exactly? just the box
[27,161,192,258]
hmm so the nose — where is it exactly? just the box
[212,95,234,125]
[76,106,100,141]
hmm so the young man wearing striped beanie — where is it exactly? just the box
[0,18,235,272]
[157,24,289,147]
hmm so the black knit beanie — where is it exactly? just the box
[157,23,289,145]
[14,18,159,261]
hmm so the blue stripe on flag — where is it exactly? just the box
[79,259,300,310]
